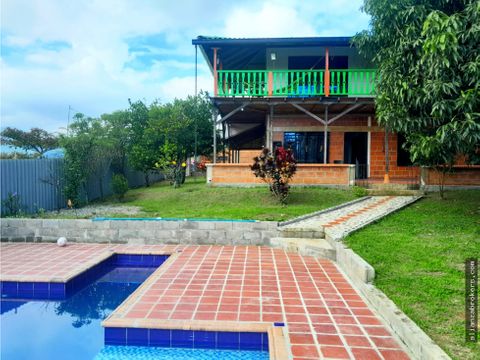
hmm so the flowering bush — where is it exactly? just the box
[155,160,186,188]
[196,160,207,172]
[251,147,297,204]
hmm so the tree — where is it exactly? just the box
[354,0,480,197]
[0,127,58,156]
[148,93,214,187]
[125,100,157,186]
[61,113,114,205]
[102,110,132,175]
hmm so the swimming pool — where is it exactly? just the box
[1,259,269,359]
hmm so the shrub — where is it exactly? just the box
[352,185,368,198]
[1,192,23,216]
[251,147,297,204]
[111,174,129,201]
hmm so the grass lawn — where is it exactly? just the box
[112,177,357,221]
[345,190,480,360]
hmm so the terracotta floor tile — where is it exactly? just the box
[291,345,319,358]
[289,333,316,345]
[364,326,391,337]
[316,334,344,346]
[351,347,382,360]
[371,336,401,349]
[380,349,411,360]
[344,335,371,347]
[320,345,350,359]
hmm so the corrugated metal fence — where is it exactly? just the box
[0,159,163,214]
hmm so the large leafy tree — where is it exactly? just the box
[61,113,114,204]
[354,0,480,192]
[0,127,58,156]
[136,92,214,187]
[127,100,159,186]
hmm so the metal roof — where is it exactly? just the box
[192,36,353,47]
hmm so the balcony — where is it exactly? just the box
[216,69,376,98]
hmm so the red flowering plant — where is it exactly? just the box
[251,147,297,204]
[196,159,207,172]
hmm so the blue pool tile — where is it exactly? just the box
[33,283,49,298]
[194,330,216,349]
[240,332,263,350]
[217,331,240,350]
[115,254,130,266]
[171,330,194,348]
[127,328,148,346]
[1,282,18,297]
[105,327,126,345]
[18,282,34,298]
[262,333,269,351]
[130,255,140,265]
[149,329,170,347]
[49,282,66,299]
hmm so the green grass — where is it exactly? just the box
[112,177,357,221]
[344,190,480,360]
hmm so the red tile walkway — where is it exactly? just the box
[1,243,410,359]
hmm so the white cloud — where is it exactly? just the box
[224,2,317,38]
[1,0,369,132]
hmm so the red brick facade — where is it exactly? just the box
[222,115,479,186]
[207,163,355,186]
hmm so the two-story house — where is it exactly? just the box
[192,36,479,188]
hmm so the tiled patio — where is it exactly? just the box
[1,243,410,359]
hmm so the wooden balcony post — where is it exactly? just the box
[324,48,330,97]
[268,71,273,96]
[213,48,219,96]
[384,126,390,183]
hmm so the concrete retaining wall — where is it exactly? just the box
[0,218,279,246]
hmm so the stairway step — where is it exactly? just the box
[271,237,335,260]
[279,228,325,239]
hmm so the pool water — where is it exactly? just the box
[96,345,268,359]
[0,266,268,360]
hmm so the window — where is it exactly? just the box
[284,132,328,163]
[397,133,413,166]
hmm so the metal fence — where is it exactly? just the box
[0,159,164,214]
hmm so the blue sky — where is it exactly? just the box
[0,0,370,133]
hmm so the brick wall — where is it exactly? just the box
[423,166,480,186]
[239,150,261,163]
[329,132,344,164]
[369,132,420,179]
[207,163,355,186]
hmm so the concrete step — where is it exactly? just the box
[367,183,420,191]
[270,237,336,260]
[279,228,325,239]
[366,189,424,196]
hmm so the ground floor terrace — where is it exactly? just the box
[209,97,480,187]
[1,243,411,359]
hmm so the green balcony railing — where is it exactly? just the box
[216,69,376,97]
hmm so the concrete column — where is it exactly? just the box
[212,110,217,164]
[324,106,328,164]
[367,116,371,178]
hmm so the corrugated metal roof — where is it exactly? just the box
[192,36,353,47]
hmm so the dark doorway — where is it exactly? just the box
[284,132,328,163]
[344,132,368,179]
[288,56,349,70]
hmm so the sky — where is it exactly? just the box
[0,0,370,133]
